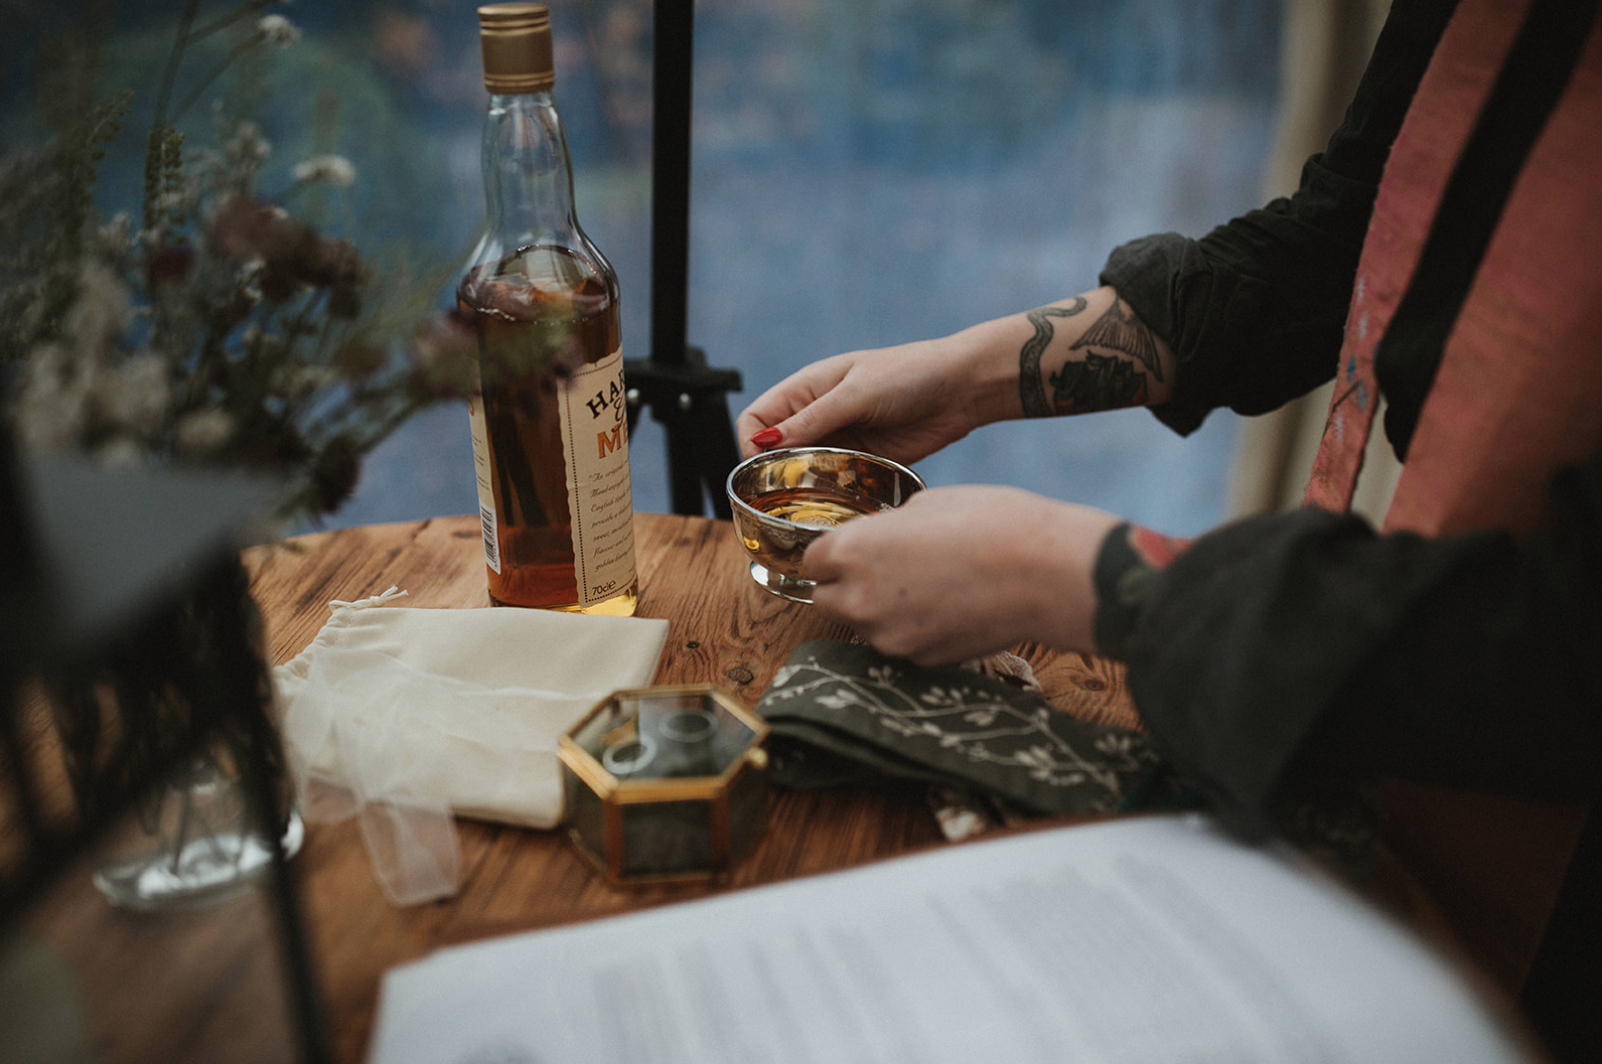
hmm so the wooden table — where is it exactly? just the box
[20,512,1138,1064]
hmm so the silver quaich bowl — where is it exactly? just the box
[725,447,925,603]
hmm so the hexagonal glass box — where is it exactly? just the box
[559,684,771,884]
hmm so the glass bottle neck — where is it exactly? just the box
[481,91,579,244]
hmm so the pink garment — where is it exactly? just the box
[1301,0,1602,1000]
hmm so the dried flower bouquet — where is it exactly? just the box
[1,0,476,523]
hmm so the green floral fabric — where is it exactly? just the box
[757,641,1173,817]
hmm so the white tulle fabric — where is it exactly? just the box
[272,587,668,905]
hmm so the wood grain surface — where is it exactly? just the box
[20,512,1139,1064]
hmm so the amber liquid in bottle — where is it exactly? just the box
[461,243,638,614]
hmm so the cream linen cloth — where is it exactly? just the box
[272,587,668,905]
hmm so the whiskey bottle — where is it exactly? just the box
[461,3,638,614]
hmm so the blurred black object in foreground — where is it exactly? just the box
[0,432,330,1062]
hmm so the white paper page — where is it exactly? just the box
[368,814,1531,1064]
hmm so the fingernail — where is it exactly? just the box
[750,426,783,448]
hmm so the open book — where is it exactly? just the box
[368,814,1533,1064]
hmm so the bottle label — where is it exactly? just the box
[557,347,635,605]
[466,386,503,575]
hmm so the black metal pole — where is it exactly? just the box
[633,0,742,517]
[650,0,693,372]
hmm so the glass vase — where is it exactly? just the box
[91,752,304,912]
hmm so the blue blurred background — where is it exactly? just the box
[2,0,1283,535]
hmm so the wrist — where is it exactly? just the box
[943,316,1038,428]
[1092,522,1192,659]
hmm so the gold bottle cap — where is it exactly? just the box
[478,3,555,94]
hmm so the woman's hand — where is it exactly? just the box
[734,286,1175,463]
[734,326,1021,463]
[801,485,1123,665]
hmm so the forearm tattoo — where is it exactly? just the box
[1019,297,1088,417]
[1020,296,1163,416]
[1051,352,1145,412]
[1092,522,1192,660]
[1073,298,1164,382]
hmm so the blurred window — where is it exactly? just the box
[2,0,1282,533]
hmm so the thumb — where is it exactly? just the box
[799,525,843,583]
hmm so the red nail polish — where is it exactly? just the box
[750,426,783,448]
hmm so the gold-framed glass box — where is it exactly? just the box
[559,685,770,884]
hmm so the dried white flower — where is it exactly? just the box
[153,190,188,216]
[95,436,148,470]
[258,14,301,46]
[285,365,338,397]
[96,212,134,257]
[13,344,93,449]
[227,121,272,166]
[175,407,235,455]
[238,259,266,303]
[96,353,172,433]
[63,260,132,354]
[293,154,357,187]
